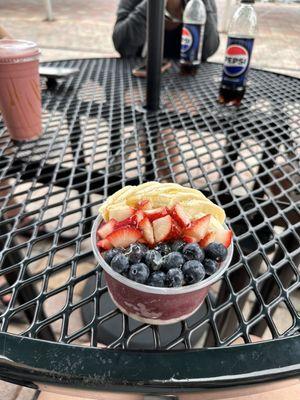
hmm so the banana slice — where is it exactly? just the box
[180,200,225,224]
[99,182,226,225]
[99,186,135,219]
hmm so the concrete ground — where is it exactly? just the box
[0,0,299,399]
[0,0,300,76]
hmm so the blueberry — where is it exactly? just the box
[102,248,123,264]
[144,249,162,271]
[147,271,166,287]
[110,253,129,274]
[154,243,171,256]
[128,263,150,284]
[205,243,228,262]
[160,252,185,271]
[182,243,205,262]
[166,268,184,287]
[203,259,218,276]
[124,243,147,263]
[182,260,205,284]
[171,240,186,253]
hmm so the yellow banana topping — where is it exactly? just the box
[99,182,226,228]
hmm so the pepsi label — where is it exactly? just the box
[180,24,204,64]
[222,37,254,87]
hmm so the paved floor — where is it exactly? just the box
[37,378,300,400]
[0,0,300,76]
[0,0,299,399]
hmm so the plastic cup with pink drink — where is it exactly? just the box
[0,39,42,141]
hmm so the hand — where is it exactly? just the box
[0,25,12,40]
[165,0,184,31]
[166,0,184,20]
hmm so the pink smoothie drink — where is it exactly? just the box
[0,39,42,141]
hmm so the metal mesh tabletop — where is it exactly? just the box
[0,59,299,390]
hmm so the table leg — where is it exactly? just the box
[253,118,291,196]
[67,113,92,234]
[146,0,165,111]
[219,129,242,192]
[140,120,156,181]
[107,108,134,171]
[43,0,54,21]
[252,141,281,196]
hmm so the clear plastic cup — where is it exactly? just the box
[91,214,233,325]
[0,39,42,141]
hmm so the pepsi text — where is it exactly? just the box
[180,23,204,64]
[221,37,254,87]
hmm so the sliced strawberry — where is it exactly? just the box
[138,200,152,211]
[183,235,197,243]
[139,217,155,245]
[183,214,211,241]
[114,213,140,229]
[170,204,191,228]
[134,209,145,224]
[97,219,117,239]
[109,206,134,222]
[144,207,168,222]
[97,239,112,250]
[152,215,172,243]
[167,219,182,241]
[215,229,233,248]
[106,227,142,248]
[199,231,216,248]
[114,217,133,229]
[138,237,148,244]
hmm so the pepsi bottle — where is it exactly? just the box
[180,0,206,75]
[218,0,257,106]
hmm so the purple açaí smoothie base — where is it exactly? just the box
[105,272,210,325]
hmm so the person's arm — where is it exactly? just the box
[0,25,12,40]
[202,0,219,60]
[113,0,184,57]
[112,0,148,57]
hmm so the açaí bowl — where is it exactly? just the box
[92,214,233,325]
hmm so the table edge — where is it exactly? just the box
[0,333,299,392]
[39,58,300,81]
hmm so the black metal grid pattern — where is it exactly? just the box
[0,59,299,351]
